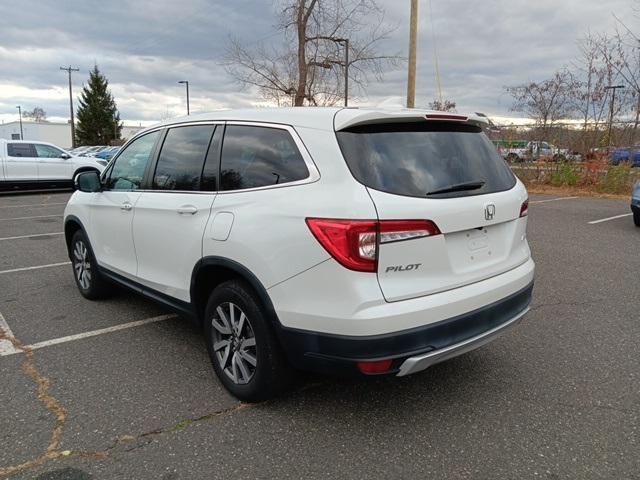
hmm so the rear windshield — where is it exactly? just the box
[336,122,516,198]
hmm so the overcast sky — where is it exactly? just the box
[0,0,636,125]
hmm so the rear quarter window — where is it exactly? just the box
[220,125,309,191]
[336,122,516,198]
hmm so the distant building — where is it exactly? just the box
[0,121,146,149]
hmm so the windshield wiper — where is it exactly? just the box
[426,180,485,196]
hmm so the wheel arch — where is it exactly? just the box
[190,257,280,329]
[64,215,89,258]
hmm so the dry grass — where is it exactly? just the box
[510,155,638,197]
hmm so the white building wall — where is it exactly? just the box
[0,121,72,148]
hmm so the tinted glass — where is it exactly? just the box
[7,143,34,157]
[108,130,160,190]
[153,125,215,191]
[220,126,309,191]
[201,126,223,191]
[336,122,516,198]
[34,144,64,158]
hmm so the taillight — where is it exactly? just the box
[305,218,440,273]
[305,219,378,272]
[379,220,440,244]
[519,199,529,217]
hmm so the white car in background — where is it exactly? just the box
[0,139,106,191]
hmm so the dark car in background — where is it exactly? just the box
[610,146,640,166]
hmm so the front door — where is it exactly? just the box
[34,143,72,180]
[88,130,161,278]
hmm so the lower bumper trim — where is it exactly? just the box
[397,306,530,376]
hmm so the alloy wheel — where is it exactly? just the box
[211,302,257,385]
[73,240,92,290]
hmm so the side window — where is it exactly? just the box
[107,130,160,190]
[220,126,309,191]
[7,143,35,157]
[152,125,215,191]
[34,144,64,158]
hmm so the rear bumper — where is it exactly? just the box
[397,304,529,376]
[277,281,533,376]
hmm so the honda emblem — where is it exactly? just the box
[484,204,495,220]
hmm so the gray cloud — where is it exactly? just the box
[0,0,635,122]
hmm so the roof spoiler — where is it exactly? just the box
[334,109,490,131]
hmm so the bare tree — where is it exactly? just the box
[568,32,634,149]
[428,98,456,112]
[22,107,47,122]
[505,70,578,133]
[600,20,640,139]
[223,0,401,106]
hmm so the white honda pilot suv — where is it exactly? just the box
[64,108,534,401]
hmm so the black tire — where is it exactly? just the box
[70,230,110,300]
[203,280,293,402]
[506,153,520,163]
[634,210,640,227]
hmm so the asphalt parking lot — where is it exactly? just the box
[0,191,638,479]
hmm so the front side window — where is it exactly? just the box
[7,143,34,158]
[34,144,64,158]
[107,130,160,190]
[153,125,215,191]
[220,126,309,191]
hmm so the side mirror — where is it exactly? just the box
[60,153,71,159]
[75,171,102,193]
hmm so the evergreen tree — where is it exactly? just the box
[75,65,122,146]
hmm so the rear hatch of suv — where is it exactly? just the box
[335,114,530,302]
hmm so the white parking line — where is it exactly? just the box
[0,202,66,209]
[0,214,62,221]
[0,262,71,275]
[0,232,64,241]
[588,213,633,225]
[529,196,579,204]
[0,312,18,355]
[0,314,177,357]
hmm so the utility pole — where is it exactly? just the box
[16,106,23,140]
[406,0,419,108]
[60,66,80,148]
[178,80,190,115]
[332,38,350,106]
[605,85,625,148]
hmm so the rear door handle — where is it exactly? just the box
[177,205,198,215]
[121,202,133,211]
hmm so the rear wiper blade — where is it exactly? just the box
[426,180,485,196]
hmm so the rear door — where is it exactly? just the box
[132,124,220,302]
[336,120,530,302]
[34,143,72,180]
[4,143,38,181]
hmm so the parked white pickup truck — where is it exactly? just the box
[0,139,106,191]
